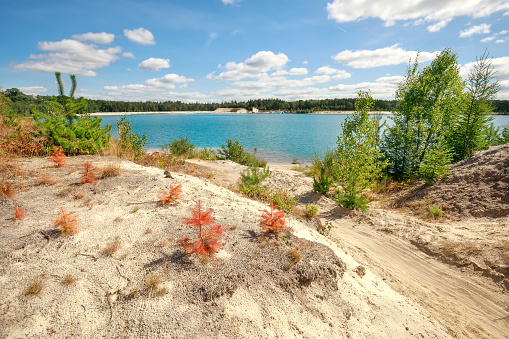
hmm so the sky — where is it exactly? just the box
[1,0,509,103]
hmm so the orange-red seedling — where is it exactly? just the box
[81,162,99,184]
[178,200,227,259]
[13,206,25,220]
[48,146,67,168]
[52,207,79,236]
[259,201,288,236]
[158,184,183,206]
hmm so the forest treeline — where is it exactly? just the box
[3,87,509,116]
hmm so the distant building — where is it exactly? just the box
[252,107,259,113]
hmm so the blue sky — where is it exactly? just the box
[1,0,509,103]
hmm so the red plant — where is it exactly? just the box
[178,201,227,259]
[81,162,99,184]
[158,184,183,206]
[48,146,67,168]
[52,207,79,236]
[259,201,288,236]
[13,206,25,220]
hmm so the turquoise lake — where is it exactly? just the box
[99,113,509,164]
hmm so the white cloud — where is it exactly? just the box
[19,86,48,95]
[138,57,171,71]
[496,39,506,43]
[376,75,404,84]
[123,52,135,58]
[124,28,155,45]
[481,36,496,42]
[207,32,218,46]
[327,0,509,32]
[221,0,237,5]
[427,19,452,32]
[12,39,122,76]
[215,51,290,81]
[288,68,309,75]
[459,23,491,37]
[72,32,115,44]
[104,73,194,94]
[333,44,437,68]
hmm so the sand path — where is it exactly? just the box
[329,216,509,339]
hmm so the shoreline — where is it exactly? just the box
[90,110,394,116]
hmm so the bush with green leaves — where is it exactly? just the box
[418,139,453,184]
[116,116,147,159]
[240,165,271,186]
[31,72,111,154]
[168,137,195,157]
[325,91,389,212]
[313,167,333,195]
[218,139,247,163]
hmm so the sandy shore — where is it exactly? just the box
[1,146,508,338]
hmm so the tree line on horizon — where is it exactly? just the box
[2,87,509,116]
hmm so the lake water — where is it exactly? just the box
[99,113,509,164]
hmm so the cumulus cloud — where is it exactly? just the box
[315,66,351,79]
[215,51,290,81]
[19,86,49,95]
[123,52,135,58]
[333,44,438,68]
[481,30,509,43]
[272,68,309,76]
[12,39,122,76]
[72,32,115,44]
[327,0,509,32]
[221,0,237,4]
[459,23,491,37]
[124,28,155,45]
[104,73,194,94]
[138,57,171,71]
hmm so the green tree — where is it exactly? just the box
[328,91,389,211]
[116,116,147,159]
[449,51,500,161]
[31,73,111,154]
[382,48,464,178]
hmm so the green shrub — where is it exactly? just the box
[313,167,333,195]
[117,116,147,159]
[428,204,443,219]
[333,183,371,213]
[31,73,111,155]
[218,139,246,163]
[301,205,318,219]
[169,137,195,157]
[238,184,297,213]
[418,140,453,184]
[240,165,271,186]
[193,147,217,160]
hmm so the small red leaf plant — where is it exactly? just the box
[158,184,183,206]
[52,207,79,236]
[259,201,289,236]
[13,206,25,220]
[178,200,227,260]
[81,162,99,184]
[48,146,67,168]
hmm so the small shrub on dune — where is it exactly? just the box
[81,162,99,184]
[0,178,15,200]
[52,207,79,236]
[178,200,227,261]
[158,184,183,206]
[100,162,122,178]
[259,201,288,236]
[48,146,67,168]
[13,206,25,220]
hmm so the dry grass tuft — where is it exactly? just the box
[288,248,303,263]
[25,276,43,296]
[35,170,57,186]
[144,273,167,297]
[61,274,77,286]
[101,162,122,178]
[0,177,15,200]
[102,236,122,256]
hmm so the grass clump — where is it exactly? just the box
[25,276,43,296]
[238,184,297,213]
[300,204,318,219]
[144,273,167,297]
[428,204,444,219]
[35,170,57,186]
[100,162,122,178]
[61,274,77,286]
[102,236,122,256]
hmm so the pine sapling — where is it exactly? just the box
[48,146,67,168]
[52,207,79,236]
[158,184,183,206]
[13,206,25,220]
[178,200,227,260]
[81,162,99,184]
[259,201,288,236]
